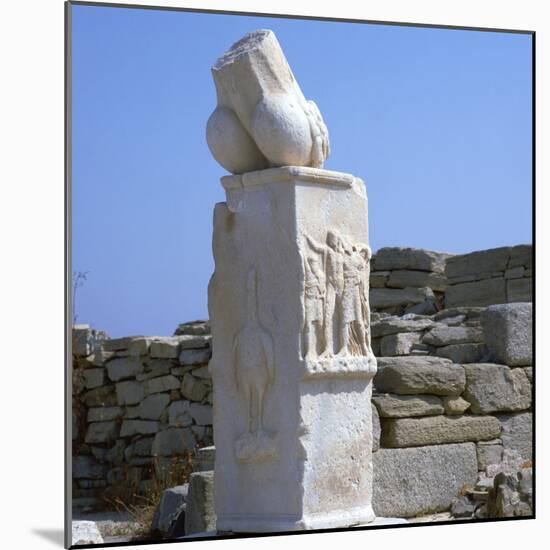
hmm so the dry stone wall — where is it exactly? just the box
[369,244,532,315]
[72,243,533,524]
[72,321,214,510]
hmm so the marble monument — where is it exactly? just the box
[207,30,377,532]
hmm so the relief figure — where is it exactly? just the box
[233,269,277,463]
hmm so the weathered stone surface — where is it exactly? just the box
[374,248,451,273]
[445,278,506,308]
[387,270,447,291]
[210,167,376,531]
[371,317,434,338]
[83,385,117,407]
[381,415,501,447]
[191,365,211,379]
[128,337,152,356]
[505,266,525,279]
[370,287,433,309]
[380,332,422,356]
[373,443,478,517]
[174,320,210,336]
[446,247,510,279]
[82,368,106,390]
[168,400,193,427]
[372,403,380,452]
[181,373,209,402]
[152,427,195,456]
[189,403,213,426]
[451,495,476,518]
[150,338,181,359]
[372,393,444,418]
[73,456,107,479]
[87,406,123,423]
[524,366,532,384]
[193,446,216,472]
[487,468,533,517]
[434,307,486,321]
[73,325,93,356]
[185,471,216,535]
[85,421,119,444]
[151,484,188,537]
[443,396,470,415]
[464,364,531,414]
[72,521,104,546]
[422,326,483,347]
[508,245,532,269]
[370,271,389,288]
[496,413,532,460]
[178,334,212,350]
[179,348,211,366]
[477,441,503,470]
[138,393,170,420]
[435,343,486,364]
[115,380,144,405]
[106,357,144,382]
[375,356,465,396]
[481,303,532,366]
[137,359,172,381]
[103,336,136,352]
[144,375,180,395]
[119,420,159,438]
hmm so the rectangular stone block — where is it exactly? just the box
[103,336,137,352]
[481,303,532,366]
[372,393,444,418]
[380,415,501,447]
[464,364,531,414]
[445,278,506,308]
[210,167,377,532]
[422,326,483,347]
[85,421,119,444]
[508,244,532,269]
[370,271,390,288]
[373,248,451,273]
[477,441,503,470]
[380,332,422,356]
[371,317,434,338]
[73,325,92,357]
[507,278,532,303]
[185,472,216,535]
[106,357,144,382]
[373,443,478,517]
[370,287,433,309]
[386,270,447,291]
[496,412,532,460]
[374,356,465,396]
[446,247,510,279]
[435,343,486,364]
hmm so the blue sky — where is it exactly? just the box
[71,5,532,337]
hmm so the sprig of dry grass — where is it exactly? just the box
[103,452,195,540]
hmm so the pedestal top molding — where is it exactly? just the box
[220,166,357,191]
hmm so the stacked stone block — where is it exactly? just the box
[371,301,532,519]
[445,245,532,308]
[369,247,454,316]
[72,321,213,510]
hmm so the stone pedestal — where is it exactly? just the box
[208,166,377,532]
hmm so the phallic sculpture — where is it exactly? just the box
[206,29,330,174]
[232,269,277,463]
